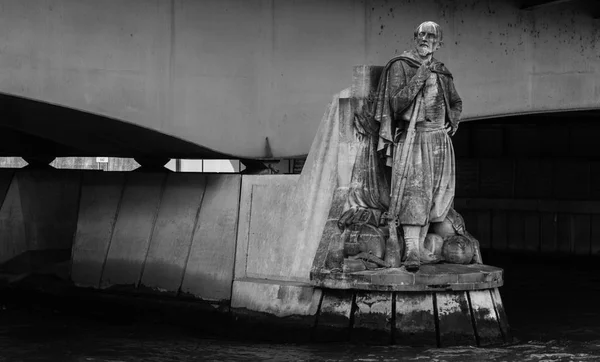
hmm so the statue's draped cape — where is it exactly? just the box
[374,50,453,166]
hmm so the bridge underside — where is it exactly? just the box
[0,94,229,160]
[0,0,597,158]
[1,91,599,163]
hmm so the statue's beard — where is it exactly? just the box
[416,44,433,57]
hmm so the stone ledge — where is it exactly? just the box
[310,263,503,292]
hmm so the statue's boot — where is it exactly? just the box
[403,225,421,272]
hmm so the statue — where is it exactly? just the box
[331,21,481,273]
[378,21,462,272]
[311,24,507,346]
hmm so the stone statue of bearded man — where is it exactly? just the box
[374,21,463,272]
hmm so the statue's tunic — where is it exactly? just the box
[374,50,462,226]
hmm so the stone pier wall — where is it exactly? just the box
[0,167,322,316]
[2,112,600,316]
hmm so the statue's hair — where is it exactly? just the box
[414,21,443,42]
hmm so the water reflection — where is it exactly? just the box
[2,252,600,361]
[3,313,600,362]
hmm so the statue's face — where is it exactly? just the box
[414,23,441,57]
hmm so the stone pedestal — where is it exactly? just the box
[311,264,510,346]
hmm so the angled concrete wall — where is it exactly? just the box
[180,175,241,300]
[0,171,23,265]
[70,172,125,287]
[0,170,81,265]
[100,173,166,289]
[18,170,81,251]
[230,90,349,317]
[71,172,241,303]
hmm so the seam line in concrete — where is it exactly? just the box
[68,171,84,280]
[177,174,207,296]
[137,173,169,288]
[244,184,255,279]
[98,173,127,289]
[0,170,14,213]
[229,175,243,302]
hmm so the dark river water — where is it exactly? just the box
[2,252,600,361]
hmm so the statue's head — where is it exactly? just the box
[413,21,443,58]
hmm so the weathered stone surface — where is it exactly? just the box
[491,287,512,343]
[313,219,342,272]
[352,65,383,99]
[336,97,358,185]
[394,292,436,346]
[468,289,503,346]
[231,278,321,318]
[351,291,392,344]
[460,264,503,284]
[436,291,476,347]
[414,265,460,286]
[371,268,415,286]
[328,186,349,221]
[101,172,165,289]
[230,286,509,346]
[311,263,503,291]
[71,172,125,288]
[314,289,353,342]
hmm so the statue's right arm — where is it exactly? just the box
[389,61,431,114]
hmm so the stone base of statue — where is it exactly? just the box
[310,265,509,346]
[309,65,511,346]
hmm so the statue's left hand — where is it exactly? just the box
[445,122,458,136]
